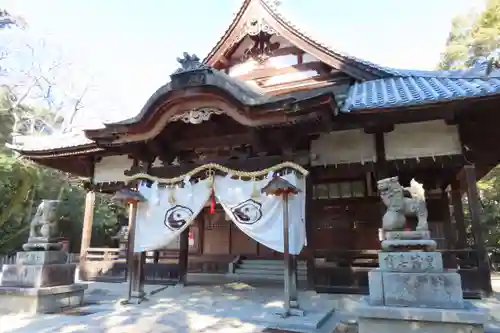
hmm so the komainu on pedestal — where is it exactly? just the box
[356,177,487,333]
[23,199,63,251]
[0,199,87,314]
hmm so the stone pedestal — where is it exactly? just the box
[0,250,87,314]
[358,231,487,333]
[358,302,486,333]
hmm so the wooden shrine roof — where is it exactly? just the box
[6,0,500,161]
[203,0,397,80]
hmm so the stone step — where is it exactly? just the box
[240,259,307,266]
[238,264,307,272]
[232,273,308,281]
[234,268,308,276]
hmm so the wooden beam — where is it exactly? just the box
[263,76,350,95]
[236,61,329,81]
[171,133,254,151]
[143,155,305,179]
[297,53,303,65]
[146,140,175,164]
[364,124,394,134]
[257,71,346,89]
[226,46,304,67]
[386,155,466,171]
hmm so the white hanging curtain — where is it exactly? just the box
[133,178,211,252]
[214,172,306,255]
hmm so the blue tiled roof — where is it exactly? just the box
[342,74,500,113]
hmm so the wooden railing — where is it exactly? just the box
[79,248,232,283]
[83,247,124,262]
[313,249,485,298]
[79,247,126,282]
[0,254,16,266]
[79,247,179,284]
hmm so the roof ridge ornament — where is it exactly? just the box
[173,52,209,74]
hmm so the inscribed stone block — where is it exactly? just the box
[368,269,383,305]
[381,271,464,309]
[378,251,443,273]
[16,251,67,265]
[1,264,76,288]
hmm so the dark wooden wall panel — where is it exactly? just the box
[202,210,230,255]
[230,224,258,255]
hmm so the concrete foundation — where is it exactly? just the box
[0,248,87,314]
[1,263,77,288]
[0,284,87,314]
[358,299,487,333]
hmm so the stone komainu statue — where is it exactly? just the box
[377,177,428,232]
[23,199,61,251]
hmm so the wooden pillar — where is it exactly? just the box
[441,189,457,268]
[126,201,145,303]
[374,132,388,180]
[441,189,456,249]
[79,191,95,280]
[464,165,493,296]
[80,190,95,259]
[131,252,146,301]
[282,193,293,314]
[305,174,315,289]
[153,251,160,264]
[178,228,189,285]
[450,180,467,249]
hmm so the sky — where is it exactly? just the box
[0,0,483,129]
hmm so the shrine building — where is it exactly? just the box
[8,0,500,297]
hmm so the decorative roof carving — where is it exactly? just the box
[246,17,276,36]
[173,52,209,74]
[241,28,280,64]
[169,107,224,124]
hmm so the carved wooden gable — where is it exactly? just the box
[204,0,372,96]
[225,34,351,95]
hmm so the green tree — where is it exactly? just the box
[439,0,500,251]
[439,0,500,70]
[0,150,125,254]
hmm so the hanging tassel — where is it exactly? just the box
[168,185,176,205]
[251,177,260,199]
[209,190,216,214]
